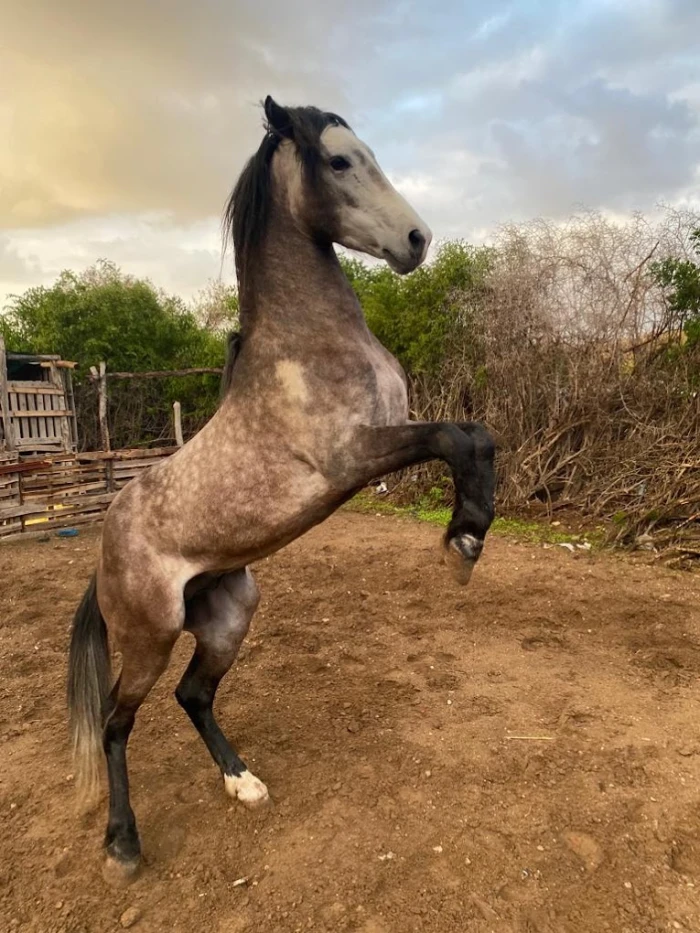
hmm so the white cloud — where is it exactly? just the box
[1,0,699,308]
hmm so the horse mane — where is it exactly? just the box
[222,103,351,307]
[219,331,241,399]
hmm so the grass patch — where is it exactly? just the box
[344,491,605,548]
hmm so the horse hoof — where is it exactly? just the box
[224,770,270,809]
[444,534,483,585]
[102,854,141,887]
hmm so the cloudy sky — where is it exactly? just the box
[1,0,699,309]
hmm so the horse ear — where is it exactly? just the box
[264,95,293,140]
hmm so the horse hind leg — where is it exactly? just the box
[101,622,180,886]
[68,572,183,886]
[176,568,269,807]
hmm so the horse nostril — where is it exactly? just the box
[408,229,426,253]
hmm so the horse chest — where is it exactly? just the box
[366,353,408,425]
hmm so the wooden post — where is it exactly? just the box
[97,361,111,452]
[66,368,79,449]
[0,334,14,451]
[173,401,184,447]
[105,459,115,493]
[18,465,25,534]
[50,363,73,452]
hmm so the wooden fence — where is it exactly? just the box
[1,337,78,455]
[0,447,176,540]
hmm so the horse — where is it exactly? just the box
[67,95,496,886]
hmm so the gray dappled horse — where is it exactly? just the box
[67,97,495,885]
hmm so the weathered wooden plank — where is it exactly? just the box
[76,446,177,462]
[22,488,106,502]
[5,385,64,396]
[38,390,47,441]
[15,440,65,450]
[22,479,108,496]
[0,336,16,452]
[21,462,104,475]
[8,391,18,441]
[113,470,161,482]
[0,521,23,536]
[67,369,78,448]
[103,367,222,380]
[19,464,97,477]
[49,365,73,452]
[7,352,60,362]
[10,409,73,418]
[28,391,37,440]
[0,458,51,476]
[113,459,164,470]
[0,492,115,520]
[1,513,101,541]
[24,466,107,480]
[8,379,49,388]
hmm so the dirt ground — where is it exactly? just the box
[1,511,700,933]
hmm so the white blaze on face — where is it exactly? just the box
[320,124,432,274]
[276,359,309,404]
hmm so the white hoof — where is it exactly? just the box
[444,534,482,585]
[224,770,270,808]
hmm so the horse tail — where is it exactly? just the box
[220,331,242,399]
[67,574,111,807]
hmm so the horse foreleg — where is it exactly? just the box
[176,569,269,807]
[345,421,496,584]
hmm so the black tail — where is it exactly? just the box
[67,575,111,805]
[220,331,242,399]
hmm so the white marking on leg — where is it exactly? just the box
[444,534,482,586]
[454,533,481,561]
[224,770,270,807]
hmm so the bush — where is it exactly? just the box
[0,260,232,449]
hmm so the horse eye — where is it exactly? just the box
[329,156,351,172]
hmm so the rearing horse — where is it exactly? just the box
[67,97,495,886]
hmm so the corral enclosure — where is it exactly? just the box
[0,447,175,539]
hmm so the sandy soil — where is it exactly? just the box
[1,510,699,933]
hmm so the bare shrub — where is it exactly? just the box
[402,208,699,554]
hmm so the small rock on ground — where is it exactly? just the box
[120,906,141,929]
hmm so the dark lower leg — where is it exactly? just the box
[175,649,247,778]
[101,640,175,881]
[351,421,496,549]
[103,693,140,870]
[444,422,496,549]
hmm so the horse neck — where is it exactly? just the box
[238,207,367,347]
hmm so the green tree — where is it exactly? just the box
[0,259,225,374]
[651,229,700,348]
[190,279,240,334]
[0,261,229,448]
[341,240,494,374]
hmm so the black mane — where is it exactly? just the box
[219,331,241,399]
[222,103,350,302]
